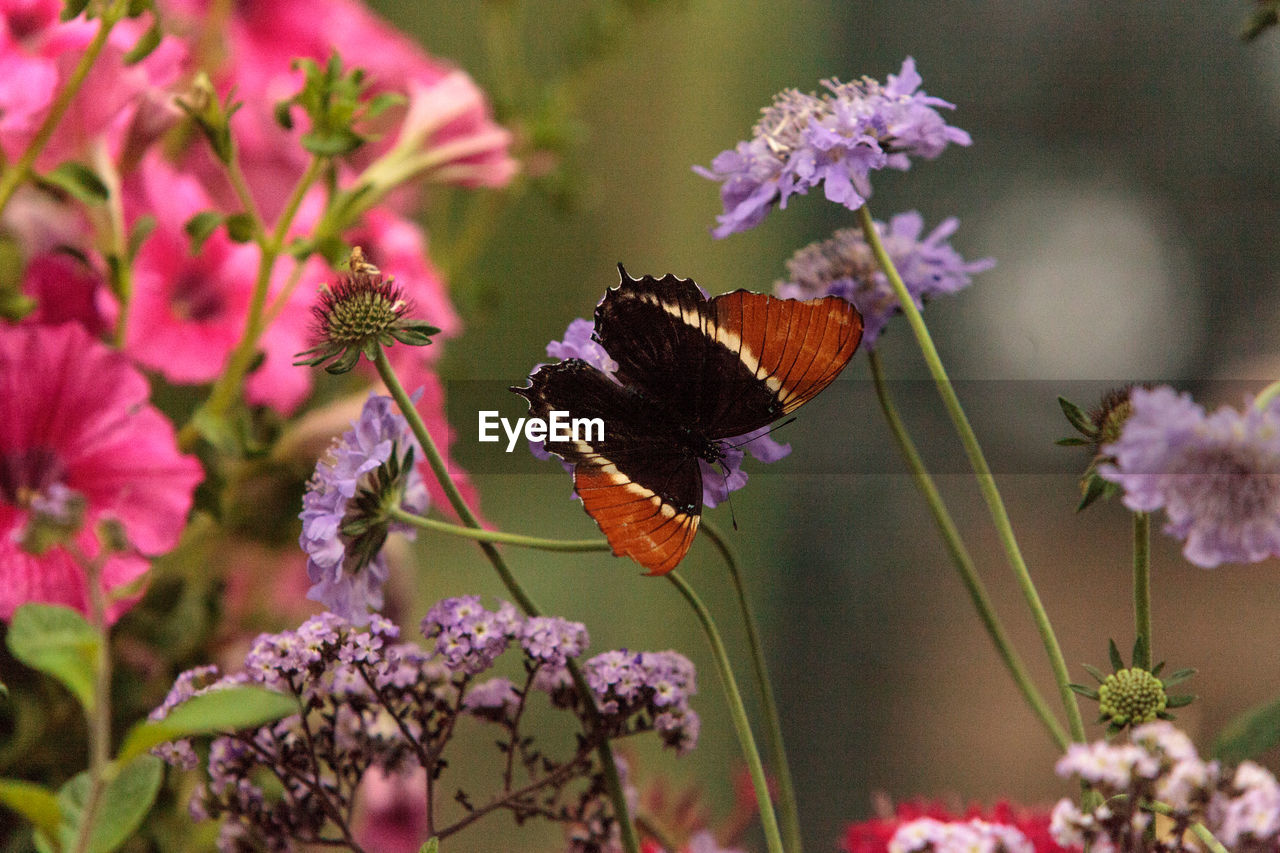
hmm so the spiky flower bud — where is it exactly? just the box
[295,248,439,374]
[1098,667,1167,727]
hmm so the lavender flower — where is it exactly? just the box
[777,212,993,348]
[532,318,791,507]
[583,648,700,754]
[696,58,971,238]
[421,595,521,675]
[1099,386,1280,568]
[299,393,429,623]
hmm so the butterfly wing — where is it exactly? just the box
[512,359,701,574]
[595,267,863,438]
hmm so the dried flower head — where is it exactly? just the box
[295,248,439,374]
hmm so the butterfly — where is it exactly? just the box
[512,266,863,574]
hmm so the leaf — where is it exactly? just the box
[60,0,90,22]
[1058,396,1097,437]
[127,215,156,261]
[41,163,109,204]
[1214,694,1280,764]
[419,839,440,853]
[1055,436,1091,447]
[1108,638,1125,672]
[0,778,60,837]
[1076,473,1113,512]
[1166,694,1196,709]
[122,21,161,64]
[57,755,162,853]
[1082,663,1107,684]
[224,213,255,244]
[1163,667,1196,687]
[117,687,297,764]
[1069,683,1100,701]
[6,604,100,711]
[183,211,224,255]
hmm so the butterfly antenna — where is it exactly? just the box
[725,417,797,451]
[716,461,740,531]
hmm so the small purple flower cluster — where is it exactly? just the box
[153,600,699,849]
[1099,386,1280,568]
[299,393,429,624]
[1050,721,1280,851]
[696,58,970,238]
[888,816,1033,853]
[776,212,993,349]
[533,318,791,508]
[583,648,700,755]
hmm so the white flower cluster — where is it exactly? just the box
[888,816,1033,853]
[1051,721,1280,850]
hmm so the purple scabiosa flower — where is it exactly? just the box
[1098,386,1280,568]
[776,212,993,348]
[696,58,971,238]
[531,319,791,505]
[299,393,429,624]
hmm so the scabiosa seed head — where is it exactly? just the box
[1098,668,1167,728]
[295,248,440,375]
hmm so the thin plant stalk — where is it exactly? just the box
[857,203,1086,744]
[70,549,113,853]
[868,350,1069,750]
[1133,511,1152,670]
[0,2,125,217]
[700,520,803,852]
[388,507,609,552]
[371,347,642,853]
[666,570,785,853]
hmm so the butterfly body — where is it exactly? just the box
[513,267,862,574]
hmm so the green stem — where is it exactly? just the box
[1132,511,1151,670]
[700,521,802,852]
[71,550,113,853]
[1145,801,1228,853]
[666,571,785,853]
[179,155,324,450]
[868,350,1069,750]
[857,204,1086,744]
[0,3,124,218]
[388,506,609,552]
[94,145,132,349]
[371,347,641,853]
[1254,379,1280,410]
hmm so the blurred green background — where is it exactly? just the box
[364,2,1280,850]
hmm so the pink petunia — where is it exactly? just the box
[0,323,203,623]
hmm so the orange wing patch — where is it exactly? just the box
[574,464,699,575]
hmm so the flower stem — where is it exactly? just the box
[1254,379,1280,410]
[371,347,642,853]
[0,2,125,218]
[666,570,785,853]
[868,350,1069,751]
[388,506,610,552]
[700,520,802,852]
[1132,511,1151,670]
[857,203,1086,745]
[70,548,113,853]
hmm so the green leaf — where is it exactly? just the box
[1214,694,1280,764]
[183,211,225,255]
[1076,473,1112,512]
[57,756,162,853]
[1108,639,1125,672]
[1163,668,1197,687]
[1082,663,1107,684]
[122,21,161,64]
[0,778,60,837]
[41,163,109,204]
[224,213,255,244]
[301,127,364,157]
[117,687,297,764]
[125,0,153,17]
[60,0,89,21]
[127,215,157,261]
[6,604,100,711]
[1058,396,1097,437]
[1131,635,1149,672]
[1069,683,1100,701]
[419,839,440,853]
[1055,436,1091,447]
[1166,694,1196,709]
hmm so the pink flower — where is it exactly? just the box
[0,3,184,165]
[117,155,320,413]
[0,323,203,623]
[20,252,107,334]
[354,766,427,853]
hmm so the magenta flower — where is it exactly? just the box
[1099,386,1280,568]
[0,323,203,622]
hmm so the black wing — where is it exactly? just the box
[512,359,700,574]
[594,266,862,439]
